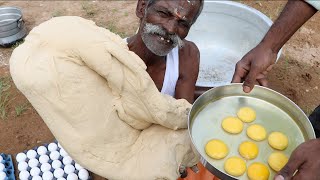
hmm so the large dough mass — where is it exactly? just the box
[9,16,199,180]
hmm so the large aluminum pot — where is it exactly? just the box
[0,7,26,46]
[0,7,22,32]
[188,84,315,180]
[187,1,282,88]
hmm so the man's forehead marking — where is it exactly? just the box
[187,0,196,6]
[173,8,188,21]
[152,1,195,23]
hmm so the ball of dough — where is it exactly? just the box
[237,107,256,123]
[222,117,244,134]
[268,152,288,172]
[268,132,289,150]
[224,157,246,177]
[247,124,267,141]
[239,141,259,160]
[205,139,229,159]
[247,162,270,180]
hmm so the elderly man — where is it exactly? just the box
[127,0,203,103]
[232,0,320,179]
[127,1,218,179]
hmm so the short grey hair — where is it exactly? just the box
[147,0,204,24]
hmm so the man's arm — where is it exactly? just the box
[261,0,317,53]
[175,41,200,103]
[229,1,320,180]
[232,0,317,93]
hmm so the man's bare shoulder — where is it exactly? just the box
[178,39,200,79]
[179,40,200,63]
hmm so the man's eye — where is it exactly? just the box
[180,21,190,28]
[158,11,168,16]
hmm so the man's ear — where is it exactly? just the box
[136,0,148,18]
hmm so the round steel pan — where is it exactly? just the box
[0,7,26,46]
[188,84,315,180]
[187,1,282,88]
[0,7,22,32]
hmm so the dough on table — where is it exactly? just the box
[224,157,246,177]
[268,152,288,172]
[205,139,229,159]
[247,124,267,141]
[221,117,244,134]
[247,162,270,180]
[238,141,259,160]
[268,132,289,150]
[237,107,256,123]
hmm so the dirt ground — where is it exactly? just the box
[0,1,319,179]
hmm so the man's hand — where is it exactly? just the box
[274,139,320,180]
[231,44,277,93]
[231,0,317,93]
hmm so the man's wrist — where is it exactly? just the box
[259,38,282,55]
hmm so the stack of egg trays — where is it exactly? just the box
[15,140,91,180]
[0,153,15,180]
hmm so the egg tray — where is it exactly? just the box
[16,140,92,180]
[0,153,15,180]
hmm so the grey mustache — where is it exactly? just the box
[144,23,184,48]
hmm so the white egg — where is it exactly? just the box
[18,161,28,171]
[66,173,78,180]
[37,146,48,155]
[39,155,50,164]
[0,156,3,162]
[42,171,54,180]
[49,151,60,161]
[30,167,41,176]
[75,163,83,170]
[57,178,66,180]
[27,150,37,159]
[32,175,42,180]
[28,158,39,168]
[19,170,30,180]
[0,163,5,171]
[78,169,89,180]
[48,143,58,152]
[52,160,62,169]
[62,156,72,165]
[40,163,51,172]
[16,152,27,162]
[54,168,65,178]
[59,148,68,157]
[0,171,6,180]
[63,164,75,174]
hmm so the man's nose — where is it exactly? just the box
[163,19,178,35]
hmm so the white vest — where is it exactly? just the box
[124,38,179,97]
[160,47,179,97]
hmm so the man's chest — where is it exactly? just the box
[147,62,167,91]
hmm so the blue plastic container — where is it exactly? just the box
[0,153,15,180]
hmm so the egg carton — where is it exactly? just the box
[15,141,91,180]
[0,153,15,180]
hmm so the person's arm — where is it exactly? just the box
[175,40,200,103]
[232,0,317,93]
[262,0,317,53]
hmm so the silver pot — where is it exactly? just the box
[187,1,282,88]
[0,7,26,46]
[188,84,315,180]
